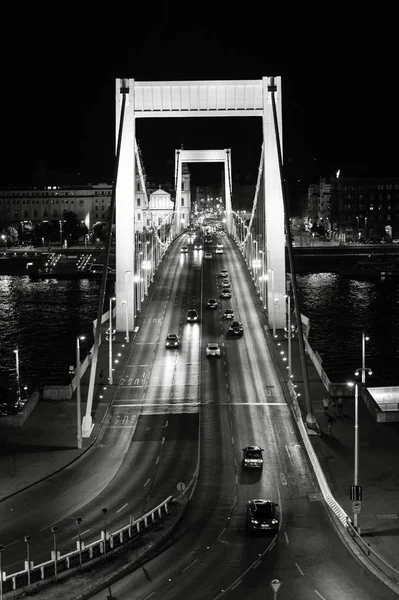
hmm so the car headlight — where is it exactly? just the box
[251,519,259,525]
[271,519,278,525]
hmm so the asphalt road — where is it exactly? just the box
[88,232,399,600]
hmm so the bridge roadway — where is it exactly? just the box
[1,233,397,600]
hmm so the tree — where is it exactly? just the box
[62,211,88,243]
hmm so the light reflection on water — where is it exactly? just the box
[296,273,399,385]
[0,276,104,386]
[0,273,398,391]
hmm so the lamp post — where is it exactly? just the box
[75,517,83,569]
[14,347,20,403]
[1,234,6,251]
[285,294,292,379]
[268,269,276,338]
[355,331,372,384]
[24,535,31,590]
[254,239,258,284]
[107,297,116,385]
[347,382,360,530]
[124,270,132,343]
[51,526,58,582]
[101,508,108,560]
[59,220,63,248]
[76,336,85,449]
[0,544,4,600]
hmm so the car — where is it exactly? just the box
[229,321,244,336]
[242,446,264,468]
[165,333,179,348]
[223,308,234,320]
[216,243,223,250]
[186,309,199,322]
[204,252,212,259]
[206,342,221,357]
[205,238,212,244]
[221,278,230,287]
[207,298,218,309]
[247,499,279,534]
[181,246,188,253]
[219,231,225,236]
[219,269,228,278]
[220,289,231,299]
[194,243,203,250]
[215,248,223,254]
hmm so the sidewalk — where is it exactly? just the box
[0,320,130,501]
[272,331,399,584]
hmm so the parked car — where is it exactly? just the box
[247,499,279,534]
[165,333,179,348]
[206,342,221,357]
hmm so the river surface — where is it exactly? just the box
[0,272,398,400]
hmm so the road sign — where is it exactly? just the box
[352,500,362,514]
[270,579,282,594]
[350,485,362,501]
[177,482,186,491]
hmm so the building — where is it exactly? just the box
[0,165,191,238]
[330,176,399,241]
[306,175,399,241]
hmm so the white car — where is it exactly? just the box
[206,342,221,357]
[204,252,212,259]
[215,248,223,254]
[221,279,230,287]
[181,246,188,253]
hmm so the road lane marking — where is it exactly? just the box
[183,558,198,572]
[284,531,289,544]
[295,562,304,576]
[143,478,151,487]
[314,591,327,600]
[116,503,128,513]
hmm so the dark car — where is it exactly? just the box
[186,309,199,322]
[219,269,228,278]
[165,333,179,348]
[220,289,231,299]
[247,499,279,534]
[223,308,234,320]
[207,298,218,309]
[242,446,264,468]
[229,321,243,336]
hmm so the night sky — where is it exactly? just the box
[1,6,397,192]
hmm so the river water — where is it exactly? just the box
[1,272,398,402]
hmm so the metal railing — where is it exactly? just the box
[1,496,173,596]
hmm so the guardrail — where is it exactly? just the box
[286,381,399,594]
[1,496,173,597]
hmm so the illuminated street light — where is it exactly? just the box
[355,331,372,384]
[107,298,116,385]
[76,336,85,449]
[51,526,58,582]
[347,382,360,531]
[75,517,83,568]
[24,535,31,590]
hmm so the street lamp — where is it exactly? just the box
[76,336,85,449]
[125,270,132,343]
[355,331,372,384]
[1,234,6,251]
[14,347,20,403]
[347,382,360,531]
[0,544,4,600]
[107,297,116,385]
[101,508,108,560]
[75,517,83,568]
[51,526,58,582]
[24,535,31,590]
[284,294,292,379]
[267,269,276,338]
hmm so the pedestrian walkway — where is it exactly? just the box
[272,331,399,587]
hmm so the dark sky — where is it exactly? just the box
[1,6,397,188]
